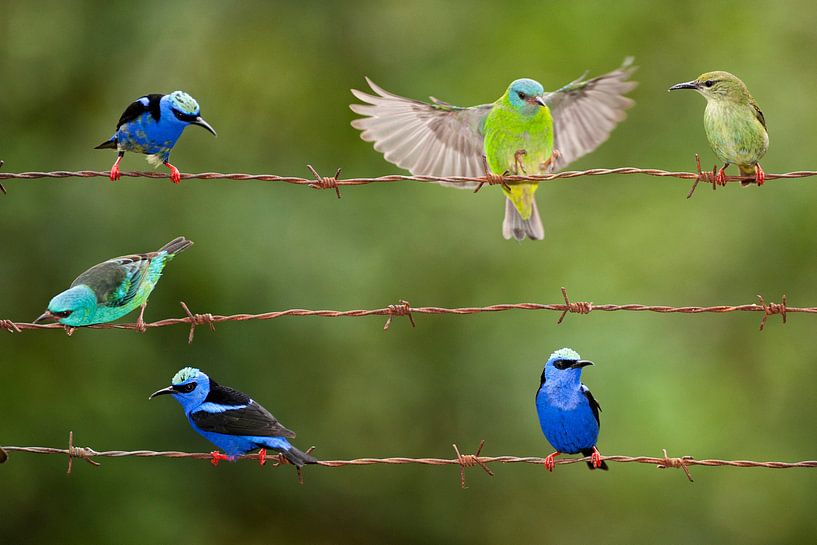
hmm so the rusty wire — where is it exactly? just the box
[0,156,815,198]
[1,288,801,343]
[2,433,817,486]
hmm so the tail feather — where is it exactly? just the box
[94,138,117,150]
[159,236,194,256]
[581,448,609,471]
[502,198,544,241]
[278,446,318,467]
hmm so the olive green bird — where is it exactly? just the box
[350,59,637,240]
[670,71,768,186]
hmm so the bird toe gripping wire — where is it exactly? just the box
[757,294,788,331]
[307,165,342,199]
[383,300,415,330]
[557,287,593,324]
[474,155,510,193]
[453,440,494,489]
[657,449,695,482]
[180,301,216,344]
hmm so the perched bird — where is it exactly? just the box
[150,367,318,467]
[669,71,768,186]
[95,91,216,184]
[350,60,636,240]
[535,347,607,471]
[34,236,192,328]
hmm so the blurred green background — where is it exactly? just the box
[2,0,817,543]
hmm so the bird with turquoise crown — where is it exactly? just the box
[350,59,636,240]
[34,236,192,329]
[536,347,607,471]
[670,71,768,186]
[150,367,318,468]
[96,91,216,184]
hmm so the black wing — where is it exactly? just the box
[191,383,296,439]
[581,384,601,426]
[116,94,164,129]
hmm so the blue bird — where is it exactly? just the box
[96,91,216,184]
[150,367,318,467]
[535,348,607,471]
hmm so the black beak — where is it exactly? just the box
[33,310,54,324]
[570,359,594,369]
[669,81,698,92]
[192,116,217,136]
[149,386,175,399]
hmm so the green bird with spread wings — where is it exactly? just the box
[350,59,637,240]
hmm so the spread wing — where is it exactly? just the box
[191,400,297,438]
[545,58,637,170]
[116,94,163,129]
[351,78,492,188]
[580,384,601,426]
[71,254,154,307]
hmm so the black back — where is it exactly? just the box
[116,94,164,129]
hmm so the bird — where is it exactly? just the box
[33,236,193,328]
[350,59,636,240]
[535,347,607,471]
[669,71,768,186]
[150,367,318,467]
[95,91,216,184]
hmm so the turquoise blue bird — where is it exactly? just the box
[150,367,318,467]
[34,236,192,328]
[536,347,607,471]
[96,91,216,184]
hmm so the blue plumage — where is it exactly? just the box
[150,367,317,467]
[535,348,607,471]
[96,91,216,184]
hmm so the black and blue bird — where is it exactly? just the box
[96,91,216,184]
[150,367,317,467]
[535,348,608,471]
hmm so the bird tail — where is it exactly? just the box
[739,164,757,187]
[158,236,194,256]
[580,448,609,471]
[278,445,318,467]
[94,137,117,150]
[502,198,544,241]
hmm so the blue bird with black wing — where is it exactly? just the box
[150,367,317,467]
[96,91,216,184]
[536,347,607,471]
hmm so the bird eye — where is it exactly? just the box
[54,310,72,318]
[517,91,526,99]
[553,359,569,370]
[184,383,196,392]
[704,80,714,87]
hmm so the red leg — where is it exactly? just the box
[591,446,604,469]
[755,163,765,186]
[164,161,181,184]
[210,450,230,466]
[543,451,561,472]
[715,163,729,186]
[258,448,267,466]
[110,154,123,182]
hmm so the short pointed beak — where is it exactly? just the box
[33,310,54,324]
[149,386,175,399]
[571,360,594,369]
[535,96,546,107]
[192,116,217,136]
[669,81,698,92]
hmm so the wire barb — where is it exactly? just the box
[657,448,694,482]
[180,301,216,344]
[0,160,6,195]
[474,155,510,193]
[757,294,788,331]
[453,440,494,489]
[557,287,593,324]
[307,165,343,198]
[66,431,101,474]
[0,319,22,334]
[384,299,415,330]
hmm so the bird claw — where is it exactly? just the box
[540,149,560,173]
[715,167,728,186]
[755,163,766,186]
[164,162,181,184]
[109,164,121,182]
[543,451,560,472]
[258,448,267,466]
[591,446,604,469]
[513,149,528,175]
[210,450,230,466]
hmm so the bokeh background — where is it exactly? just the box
[2,0,817,543]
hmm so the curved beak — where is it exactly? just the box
[192,116,217,136]
[669,81,698,92]
[149,386,175,400]
[535,96,547,107]
[570,359,594,369]
[33,310,54,324]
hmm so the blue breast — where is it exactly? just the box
[116,111,185,159]
[536,390,599,454]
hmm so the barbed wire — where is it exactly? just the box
[3,432,816,486]
[1,155,815,198]
[1,289,799,343]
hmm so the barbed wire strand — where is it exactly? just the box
[1,288,799,343]
[3,433,817,486]
[1,155,816,199]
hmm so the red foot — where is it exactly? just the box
[164,162,181,184]
[715,167,728,186]
[544,451,561,472]
[109,157,122,182]
[591,446,604,469]
[258,448,267,466]
[755,163,765,186]
[210,450,230,466]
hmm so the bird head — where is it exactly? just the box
[150,367,211,411]
[34,285,97,326]
[541,347,593,387]
[506,78,547,114]
[668,71,751,103]
[162,91,217,136]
